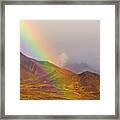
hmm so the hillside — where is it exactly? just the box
[20,52,100,100]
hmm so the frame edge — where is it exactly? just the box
[0,0,119,119]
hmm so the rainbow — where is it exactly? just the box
[20,21,58,65]
[20,21,73,99]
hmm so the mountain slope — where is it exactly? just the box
[65,63,99,74]
[78,71,100,99]
[20,52,100,100]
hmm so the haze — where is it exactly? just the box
[21,20,100,73]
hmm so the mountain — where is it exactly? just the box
[64,62,99,74]
[20,52,100,100]
[79,71,100,93]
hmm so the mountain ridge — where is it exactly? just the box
[64,62,99,74]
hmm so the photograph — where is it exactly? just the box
[2,1,118,118]
[20,20,100,100]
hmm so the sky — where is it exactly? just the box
[20,20,100,72]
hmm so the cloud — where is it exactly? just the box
[57,53,68,67]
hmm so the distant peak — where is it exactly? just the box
[79,71,99,76]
